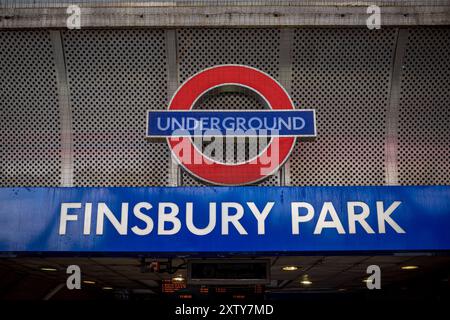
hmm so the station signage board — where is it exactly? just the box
[1,186,449,253]
[146,65,316,185]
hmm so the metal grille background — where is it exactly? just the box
[1,28,449,187]
[193,92,270,164]
[0,31,61,186]
[62,30,169,186]
[398,29,450,185]
[289,29,397,186]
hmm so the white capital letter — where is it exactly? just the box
[96,203,128,235]
[377,201,405,233]
[158,203,181,235]
[83,203,92,235]
[221,202,247,235]
[291,202,314,235]
[59,203,81,235]
[186,202,216,236]
[131,202,153,236]
[247,202,274,235]
[314,202,345,235]
[348,201,375,234]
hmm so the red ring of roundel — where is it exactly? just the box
[167,65,296,185]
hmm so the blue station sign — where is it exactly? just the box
[146,110,317,137]
[1,186,450,253]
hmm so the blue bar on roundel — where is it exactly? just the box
[146,110,316,137]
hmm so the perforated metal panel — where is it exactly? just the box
[177,28,281,186]
[193,91,269,163]
[398,29,450,185]
[62,30,169,186]
[182,90,276,186]
[2,27,450,188]
[0,31,61,186]
[289,29,397,186]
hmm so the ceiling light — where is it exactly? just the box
[40,267,57,272]
[401,265,419,270]
[300,274,312,285]
[173,275,185,282]
[102,286,113,290]
[83,280,96,284]
[282,265,299,271]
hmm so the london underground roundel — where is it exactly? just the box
[146,65,316,185]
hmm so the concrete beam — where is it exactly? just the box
[1,2,450,29]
